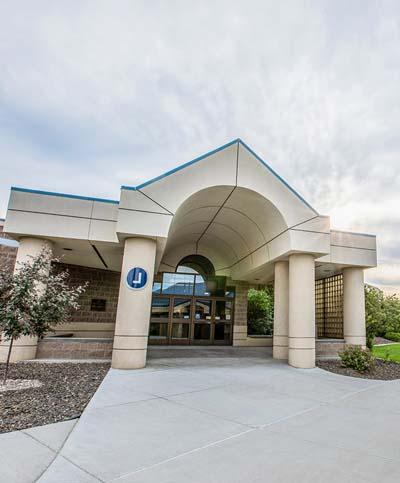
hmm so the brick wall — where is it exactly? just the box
[37,337,113,360]
[53,263,121,338]
[233,281,249,327]
[232,280,249,345]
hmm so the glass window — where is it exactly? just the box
[176,265,199,274]
[149,322,168,338]
[215,300,232,321]
[194,275,209,296]
[214,322,232,342]
[152,282,162,294]
[173,298,191,319]
[194,323,211,340]
[162,273,194,295]
[171,323,190,339]
[194,299,212,320]
[151,298,170,319]
[225,286,235,298]
[199,276,227,296]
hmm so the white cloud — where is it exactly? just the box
[0,0,399,291]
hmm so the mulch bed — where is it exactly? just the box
[317,359,400,380]
[374,336,396,345]
[0,362,110,433]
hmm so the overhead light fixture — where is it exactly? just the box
[63,248,73,251]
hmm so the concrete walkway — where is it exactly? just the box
[0,419,77,482]
[3,347,400,482]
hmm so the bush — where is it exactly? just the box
[248,317,273,336]
[247,287,274,335]
[339,345,375,372]
[366,331,375,350]
[385,332,400,342]
[365,285,400,343]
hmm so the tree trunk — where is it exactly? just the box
[3,336,14,384]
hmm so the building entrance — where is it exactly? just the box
[148,257,235,346]
[149,295,234,345]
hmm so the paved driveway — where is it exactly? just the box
[5,347,400,482]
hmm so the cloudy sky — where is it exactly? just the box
[0,0,399,292]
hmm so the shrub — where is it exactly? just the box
[248,317,273,336]
[339,345,375,372]
[247,287,274,335]
[385,332,400,342]
[365,285,400,342]
[366,332,375,350]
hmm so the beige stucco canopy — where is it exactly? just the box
[2,139,377,369]
[3,139,376,278]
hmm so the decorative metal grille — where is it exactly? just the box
[315,274,343,338]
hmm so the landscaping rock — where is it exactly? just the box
[0,361,109,433]
[317,358,400,380]
[0,379,42,392]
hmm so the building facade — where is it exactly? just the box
[0,139,377,368]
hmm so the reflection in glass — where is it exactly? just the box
[151,298,170,319]
[176,265,198,274]
[215,300,232,321]
[149,322,168,338]
[194,299,212,320]
[152,282,162,294]
[173,298,191,319]
[194,275,208,296]
[214,322,231,342]
[194,323,211,340]
[171,323,190,339]
[162,273,194,295]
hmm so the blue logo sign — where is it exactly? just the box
[126,267,148,290]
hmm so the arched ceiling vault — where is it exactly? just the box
[161,185,288,278]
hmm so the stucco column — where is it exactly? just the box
[288,253,315,368]
[273,260,289,359]
[111,237,156,369]
[0,237,53,363]
[343,267,366,347]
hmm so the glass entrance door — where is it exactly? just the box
[149,296,233,345]
[171,297,191,344]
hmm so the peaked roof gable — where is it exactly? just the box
[121,139,317,215]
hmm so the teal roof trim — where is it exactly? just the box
[121,138,317,214]
[122,139,239,191]
[11,187,119,204]
[237,139,318,214]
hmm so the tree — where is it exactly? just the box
[247,286,274,335]
[365,285,385,348]
[0,250,86,383]
[364,284,400,348]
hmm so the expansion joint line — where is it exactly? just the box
[195,186,237,252]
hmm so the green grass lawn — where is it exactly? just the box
[373,343,400,363]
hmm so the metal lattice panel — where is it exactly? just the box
[315,274,343,338]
